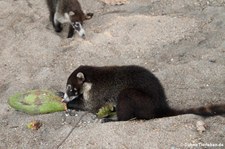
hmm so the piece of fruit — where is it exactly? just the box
[8,89,65,115]
[27,120,42,130]
[96,104,116,118]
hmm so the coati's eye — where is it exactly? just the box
[72,22,81,31]
[74,22,79,26]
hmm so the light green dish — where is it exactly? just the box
[8,90,65,115]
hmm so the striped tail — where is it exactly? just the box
[167,104,225,117]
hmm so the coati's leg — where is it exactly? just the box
[116,91,135,121]
[116,88,157,121]
[67,25,75,38]
[56,91,84,116]
[53,20,62,33]
[49,11,54,23]
[66,95,86,116]
[102,88,157,122]
[46,0,62,32]
[53,13,62,32]
[66,98,84,111]
[46,0,55,22]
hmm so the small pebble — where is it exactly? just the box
[196,120,206,133]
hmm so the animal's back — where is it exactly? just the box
[78,65,166,97]
[57,0,82,14]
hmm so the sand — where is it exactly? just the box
[0,0,225,148]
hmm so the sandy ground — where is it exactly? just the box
[0,0,225,148]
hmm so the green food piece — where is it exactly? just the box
[27,120,42,130]
[8,90,65,115]
[96,104,116,118]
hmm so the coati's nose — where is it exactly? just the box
[77,28,85,39]
[81,34,86,39]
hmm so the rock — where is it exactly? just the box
[196,120,207,133]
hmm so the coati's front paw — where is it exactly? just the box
[54,23,63,32]
[55,26,63,33]
[101,118,110,123]
[101,118,115,123]
[65,109,76,116]
[67,32,74,38]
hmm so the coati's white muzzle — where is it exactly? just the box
[63,93,70,102]
[72,22,85,39]
[62,93,79,103]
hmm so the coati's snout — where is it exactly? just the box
[63,84,79,102]
[63,72,85,102]
[69,11,93,38]
[71,22,85,38]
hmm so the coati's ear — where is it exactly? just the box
[69,11,75,16]
[77,72,85,84]
[83,13,94,20]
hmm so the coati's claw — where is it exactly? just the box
[65,109,76,116]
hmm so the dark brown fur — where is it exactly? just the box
[64,65,225,122]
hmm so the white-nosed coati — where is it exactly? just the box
[62,65,225,122]
[46,0,93,38]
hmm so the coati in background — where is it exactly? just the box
[62,65,225,122]
[46,0,93,38]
